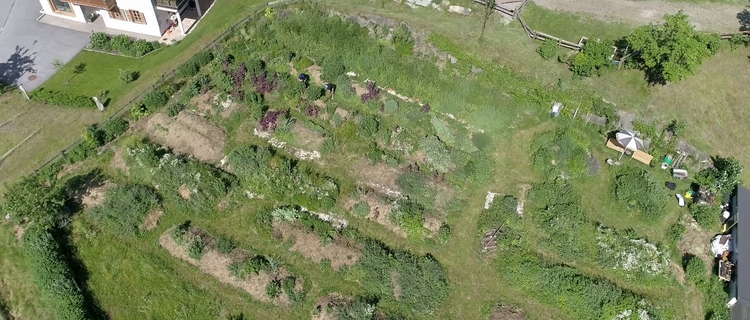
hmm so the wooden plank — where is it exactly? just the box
[606,138,626,153]
[632,150,653,165]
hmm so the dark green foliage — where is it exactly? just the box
[531,128,589,178]
[298,211,338,244]
[336,296,377,320]
[358,239,449,315]
[591,98,619,127]
[437,224,451,244]
[177,62,199,78]
[125,139,236,215]
[216,236,236,254]
[89,32,109,49]
[89,33,162,57]
[166,103,183,117]
[228,145,338,210]
[265,279,282,298]
[321,59,345,80]
[119,69,138,84]
[143,91,169,110]
[282,277,306,303]
[536,39,558,60]
[729,34,750,50]
[689,203,720,230]
[357,114,380,137]
[396,173,434,209]
[665,221,685,246]
[132,39,156,57]
[229,255,272,279]
[187,236,206,259]
[571,39,613,77]
[90,184,160,236]
[478,196,517,234]
[192,51,215,66]
[695,156,743,193]
[22,225,87,320]
[100,118,129,143]
[613,169,666,218]
[471,132,491,151]
[306,85,324,100]
[32,88,96,108]
[684,256,707,288]
[2,174,64,223]
[626,11,718,83]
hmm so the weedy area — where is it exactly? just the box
[0,1,745,320]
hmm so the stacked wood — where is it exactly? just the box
[481,224,505,252]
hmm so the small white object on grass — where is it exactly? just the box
[676,194,685,207]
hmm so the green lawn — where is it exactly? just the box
[521,2,634,42]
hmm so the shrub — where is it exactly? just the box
[353,202,371,217]
[729,34,749,50]
[132,39,157,57]
[143,91,169,110]
[192,51,214,66]
[613,169,666,218]
[119,69,138,84]
[305,85,323,100]
[282,277,305,303]
[392,24,414,56]
[437,224,451,243]
[166,103,183,117]
[536,39,558,60]
[177,61,199,78]
[89,32,110,49]
[431,116,455,147]
[216,236,236,254]
[22,225,87,320]
[684,256,707,287]
[689,203,720,230]
[2,174,64,223]
[357,114,380,137]
[571,39,612,77]
[265,279,282,298]
[130,103,149,120]
[478,195,518,234]
[294,56,314,71]
[90,184,160,236]
[272,207,300,222]
[396,173,434,209]
[32,88,95,108]
[419,136,451,173]
[100,118,129,143]
[321,59,345,80]
[110,34,133,54]
[187,236,206,259]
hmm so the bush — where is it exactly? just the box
[571,39,612,77]
[305,85,323,100]
[613,169,667,218]
[22,225,87,320]
[89,32,110,49]
[166,103,183,117]
[357,114,380,137]
[110,34,133,54]
[2,174,64,223]
[321,59,345,80]
[353,202,371,217]
[266,279,282,298]
[143,91,169,110]
[132,39,156,57]
[177,62,199,78]
[187,236,206,259]
[119,69,138,84]
[282,277,305,303]
[684,256,707,287]
[396,173,434,209]
[392,24,414,56]
[689,203,720,230]
[192,51,214,66]
[130,103,149,120]
[294,56,314,71]
[536,39,558,60]
[419,136,451,173]
[478,195,518,234]
[90,184,160,236]
[216,236,236,254]
[32,88,95,108]
[437,224,451,243]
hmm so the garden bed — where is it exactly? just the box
[144,112,227,163]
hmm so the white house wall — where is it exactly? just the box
[40,1,87,23]
[96,0,162,37]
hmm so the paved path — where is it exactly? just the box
[532,0,747,33]
[0,0,89,90]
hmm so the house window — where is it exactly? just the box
[128,10,146,24]
[108,7,126,20]
[48,0,74,15]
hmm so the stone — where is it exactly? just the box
[471,65,484,74]
[441,0,450,6]
[448,5,471,15]
[410,0,433,6]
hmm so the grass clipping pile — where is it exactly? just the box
[159,227,293,305]
[145,112,226,163]
[274,222,361,271]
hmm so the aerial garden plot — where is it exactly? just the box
[1,2,743,320]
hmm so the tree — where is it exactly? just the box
[626,11,719,84]
[570,39,613,76]
[480,0,496,40]
[696,156,743,193]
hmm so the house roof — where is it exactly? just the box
[732,186,750,320]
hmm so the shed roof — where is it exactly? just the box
[732,186,750,320]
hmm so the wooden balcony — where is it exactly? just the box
[155,0,187,9]
[67,0,116,10]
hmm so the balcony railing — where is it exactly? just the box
[68,0,116,10]
[155,0,187,8]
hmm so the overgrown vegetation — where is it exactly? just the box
[88,32,164,57]
[89,184,161,236]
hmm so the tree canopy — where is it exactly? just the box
[626,11,720,84]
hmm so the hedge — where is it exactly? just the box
[88,32,164,57]
[32,88,96,108]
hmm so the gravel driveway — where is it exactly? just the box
[531,0,747,33]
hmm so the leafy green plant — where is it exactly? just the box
[265,279,282,298]
[613,169,667,218]
[130,103,149,120]
[431,116,455,147]
[305,85,323,100]
[110,35,134,54]
[419,136,451,172]
[353,202,371,217]
[536,39,558,60]
[2,174,64,223]
[392,24,414,56]
[119,69,138,84]
[31,88,95,108]
[216,236,236,254]
[187,236,206,259]
[282,277,305,303]
[90,184,160,236]
[89,32,110,49]
[437,224,452,243]
[144,91,169,110]
[689,203,720,230]
[177,61,199,78]
[294,56,314,71]
[684,255,707,288]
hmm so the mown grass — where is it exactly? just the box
[521,2,634,42]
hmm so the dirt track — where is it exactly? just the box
[531,0,746,33]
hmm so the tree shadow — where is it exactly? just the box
[738,9,750,31]
[52,226,111,320]
[0,46,37,86]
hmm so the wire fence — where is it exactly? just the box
[32,1,294,174]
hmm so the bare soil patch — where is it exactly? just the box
[670,261,685,285]
[532,0,743,33]
[423,215,443,233]
[80,181,114,208]
[516,184,531,216]
[488,305,527,320]
[140,209,163,231]
[334,107,350,122]
[306,65,325,86]
[312,294,351,320]
[274,222,360,271]
[678,215,714,276]
[110,147,130,175]
[144,112,226,163]
[189,91,215,115]
[349,159,401,197]
[159,231,290,305]
[177,184,192,200]
[12,224,25,241]
[351,83,368,97]
[347,191,407,238]
[291,122,325,151]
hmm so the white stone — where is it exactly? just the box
[484,192,498,209]
[448,5,471,15]
[346,71,357,77]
